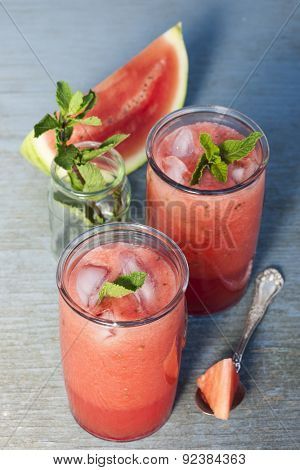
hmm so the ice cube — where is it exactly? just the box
[232,167,245,184]
[162,156,189,184]
[98,308,116,322]
[120,252,155,310]
[243,161,259,180]
[76,265,108,308]
[232,161,259,184]
[95,309,117,341]
[137,274,155,307]
[171,127,194,157]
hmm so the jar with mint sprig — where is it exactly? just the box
[33,81,131,258]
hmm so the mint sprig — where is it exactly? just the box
[34,113,58,138]
[56,81,73,115]
[81,134,129,164]
[78,163,105,193]
[190,131,262,185]
[219,132,262,163]
[33,81,129,193]
[99,271,147,301]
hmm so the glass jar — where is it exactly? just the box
[48,142,131,258]
[146,106,269,315]
[56,223,189,441]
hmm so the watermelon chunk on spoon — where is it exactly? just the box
[20,23,188,175]
[197,358,240,420]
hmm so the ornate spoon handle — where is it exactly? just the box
[233,268,284,372]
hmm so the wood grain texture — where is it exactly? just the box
[0,0,299,450]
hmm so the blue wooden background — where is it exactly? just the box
[0,0,299,450]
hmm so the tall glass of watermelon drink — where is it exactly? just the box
[57,223,189,441]
[146,106,269,314]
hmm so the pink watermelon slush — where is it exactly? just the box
[57,224,188,441]
[146,107,268,314]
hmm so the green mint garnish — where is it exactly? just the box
[190,131,262,185]
[81,134,129,164]
[54,144,78,170]
[68,90,84,115]
[68,169,84,192]
[56,80,73,115]
[34,113,58,138]
[219,132,262,163]
[33,80,129,192]
[78,162,105,193]
[99,271,147,301]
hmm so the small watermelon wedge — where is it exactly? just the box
[197,358,240,420]
[20,23,188,175]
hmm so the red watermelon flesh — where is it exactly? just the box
[197,358,240,420]
[20,23,188,175]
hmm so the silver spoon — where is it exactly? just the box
[195,267,284,415]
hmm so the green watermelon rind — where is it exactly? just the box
[20,130,50,174]
[19,22,189,176]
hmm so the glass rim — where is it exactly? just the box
[56,222,189,328]
[51,141,126,199]
[146,105,270,196]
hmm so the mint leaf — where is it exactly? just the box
[191,152,228,184]
[99,271,147,301]
[33,81,128,195]
[190,155,209,185]
[219,131,262,163]
[200,133,220,160]
[190,130,262,185]
[64,126,73,141]
[210,160,228,182]
[68,170,84,191]
[34,113,58,138]
[78,162,105,192]
[81,148,107,162]
[94,214,104,224]
[115,271,147,291]
[53,190,82,208]
[101,134,129,149]
[98,282,134,301]
[56,81,73,115]
[80,116,101,126]
[68,90,83,115]
[54,144,78,170]
[73,116,101,126]
[76,90,97,118]
[190,133,221,185]
[81,134,129,163]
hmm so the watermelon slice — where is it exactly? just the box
[197,358,240,420]
[20,23,188,175]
